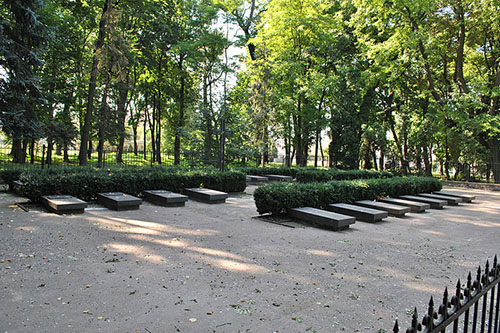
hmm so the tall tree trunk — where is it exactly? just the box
[174,54,185,165]
[116,75,129,164]
[314,129,319,167]
[97,85,109,168]
[202,74,212,164]
[156,90,161,164]
[143,93,148,160]
[79,0,114,166]
[11,136,24,163]
[149,93,156,162]
[30,139,35,164]
[63,143,69,163]
[454,3,469,94]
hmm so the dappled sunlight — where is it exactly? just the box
[123,233,270,274]
[15,225,39,232]
[225,199,254,209]
[403,281,443,295]
[85,214,219,237]
[447,218,499,228]
[129,234,254,262]
[129,234,190,248]
[420,229,444,236]
[101,215,219,236]
[306,249,336,257]
[106,242,167,264]
[209,258,267,273]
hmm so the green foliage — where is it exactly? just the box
[296,169,393,183]
[17,167,246,202]
[233,167,300,178]
[253,177,442,215]
[0,169,23,186]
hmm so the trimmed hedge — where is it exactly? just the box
[296,169,393,182]
[234,167,300,178]
[0,169,23,186]
[253,177,442,215]
[17,167,246,202]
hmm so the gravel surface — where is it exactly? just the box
[0,186,499,332]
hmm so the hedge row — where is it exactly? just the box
[0,169,23,185]
[253,177,442,215]
[234,167,300,178]
[296,169,393,182]
[16,167,246,202]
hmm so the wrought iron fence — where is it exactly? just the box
[0,146,229,170]
[394,256,500,333]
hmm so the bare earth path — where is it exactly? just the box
[0,186,499,332]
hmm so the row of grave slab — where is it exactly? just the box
[40,188,229,214]
[289,191,476,231]
[246,175,293,184]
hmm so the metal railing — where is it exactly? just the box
[394,256,500,333]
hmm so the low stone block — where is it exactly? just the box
[399,195,446,209]
[290,207,355,231]
[417,193,462,206]
[41,195,88,214]
[184,188,228,204]
[246,175,269,184]
[354,200,410,217]
[264,175,293,182]
[97,192,142,210]
[143,190,188,207]
[327,203,388,222]
[377,198,430,213]
[433,191,475,203]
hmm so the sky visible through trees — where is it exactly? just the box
[1,0,499,183]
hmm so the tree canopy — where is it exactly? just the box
[1,0,499,182]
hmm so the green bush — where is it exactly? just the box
[233,167,300,178]
[17,167,246,202]
[296,169,393,182]
[253,176,442,215]
[0,169,23,186]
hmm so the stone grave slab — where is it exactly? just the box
[377,198,430,213]
[143,190,188,207]
[97,192,142,210]
[399,195,446,209]
[417,193,462,206]
[246,175,269,184]
[290,207,355,231]
[327,203,388,222]
[264,175,293,182]
[184,188,228,204]
[41,195,88,214]
[433,191,475,203]
[354,200,410,217]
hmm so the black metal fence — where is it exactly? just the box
[394,256,500,333]
[0,146,229,170]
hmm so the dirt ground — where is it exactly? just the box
[0,186,499,333]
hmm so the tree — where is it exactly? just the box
[0,0,46,163]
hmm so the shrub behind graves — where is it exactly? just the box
[296,169,393,183]
[18,167,246,201]
[253,176,442,215]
